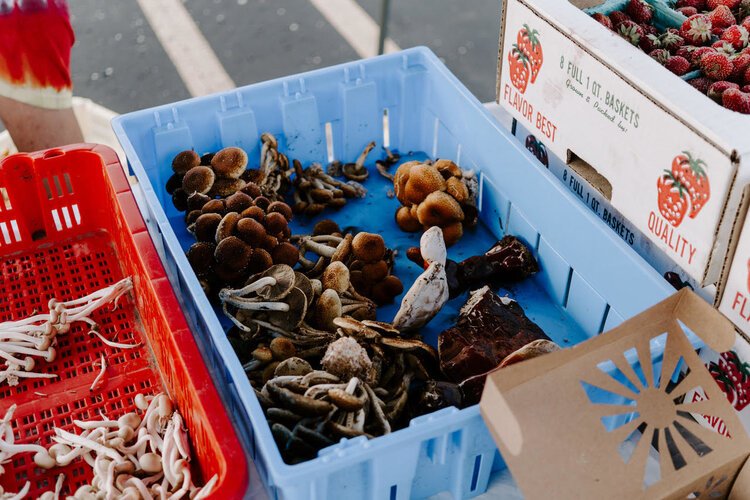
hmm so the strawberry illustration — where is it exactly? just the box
[671,151,710,218]
[508,45,531,93]
[517,24,543,83]
[708,351,750,411]
[657,172,689,227]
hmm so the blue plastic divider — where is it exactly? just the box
[113,47,676,500]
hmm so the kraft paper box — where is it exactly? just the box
[497,0,750,288]
[480,290,750,499]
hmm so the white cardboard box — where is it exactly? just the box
[497,0,750,287]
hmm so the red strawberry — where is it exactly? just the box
[688,76,713,92]
[722,25,750,51]
[660,31,685,53]
[650,48,671,63]
[610,11,632,27]
[709,5,736,29]
[701,51,735,79]
[666,55,692,74]
[640,33,662,52]
[681,14,713,45]
[723,87,750,112]
[691,46,716,65]
[671,151,710,219]
[657,173,690,227]
[707,0,740,8]
[592,13,614,30]
[618,20,645,45]
[742,16,750,32]
[677,0,707,8]
[742,84,750,91]
[676,45,694,60]
[626,0,654,23]
[518,24,544,84]
[708,80,740,101]
[745,64,750,83]
[508,46,531,93]
[713,40,737,55]
[732,53,750,81]
[677,6,699,16]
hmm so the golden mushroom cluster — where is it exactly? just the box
[393,159,478,246]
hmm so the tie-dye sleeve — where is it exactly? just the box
[0,0,74,109]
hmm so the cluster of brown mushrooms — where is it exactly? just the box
[393,159,478,246]
[0,394,216,499]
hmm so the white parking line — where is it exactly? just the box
[136,0,236,96]
[308,0,401,58]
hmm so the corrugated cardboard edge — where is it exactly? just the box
[716,183,750,307]
[496,0,509,105]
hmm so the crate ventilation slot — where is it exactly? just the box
[51,205,81,231]
[0,220,22,245]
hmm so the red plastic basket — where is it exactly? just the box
[0,144,248,498]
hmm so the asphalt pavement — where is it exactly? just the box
[67,0,501,114]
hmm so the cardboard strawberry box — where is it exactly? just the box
[497,0,750,287]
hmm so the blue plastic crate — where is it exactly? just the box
[112,47,676,499]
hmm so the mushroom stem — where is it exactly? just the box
[301,239,337,259]
[221,297,291,312]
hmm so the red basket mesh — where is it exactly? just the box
[0,144,247,498]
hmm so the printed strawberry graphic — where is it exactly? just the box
[708,351,750,411]
[671,151,710,219]
[657,171,689,227]
[517,24,543,83]
[508,45,531,93]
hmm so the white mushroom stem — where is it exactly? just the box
[89,354,107,392]
[2,343,56,361]
[88,329,141,349]
[3,481,30,500]
[0,369,57,379]
[221,296,290,311]
[54,428,125,463]
[301,238,337,258]
[227,276,277,297]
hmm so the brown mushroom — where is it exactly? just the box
[172,150,201,175]
[441,221,463,247]
[201,199,226,214]
[215,236,252,272]
[211,147,248,179]
[322,261,350,294]
[254,196,271,211]
[361,261,388,283]
[172,188,188,211]
[193,213,222,242]
[187,242,216,276]
[331,234,353,262]
[247,248,274,274]
[185,209,202,225]
[416,191,464,227]
[316,289,343,331]
[182,166,216,195]
[403,164,445,205]
[265,212,288,235]
[216,212,241,242]
[445,177,469,203]
[200,152,215,166]
[393,161,421,205]
[395,206,422,233]
[187,192,211,211]
[433,159,462,179]
[236,218,266,246]
[241,205,266,222]
[226,191,254,213]
[352,233,386,263]
[241,182,262,198]
[371,275,404,305]
[313,219,341,236]
[166,173,183,195]
[267,201,293,221]
[272,242,300,267]
[209,178,246,198]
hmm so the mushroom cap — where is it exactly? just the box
[253,196,271,211]
[313,219,341,236]
[275,357,313,377]
[294,272,315,305]
[247,248,274,275]
[200,152,215,165]
[172,150,201,175]
[182,166,216,195]
[272,242,300,267]
[214,236,252,272]
[226,191,254,213]
[209,178,246,198]
[185,209,202,225]
[352,232,386,263]
[187,242,216,276]
[241,181,262,198]
[304,203,325,217]
[330,233,353,262]
[166,173,183,195]
[216,212,241,242]
[441,221,464,247]
[187,192,211,211]
[321,336,372,380]
[416,191,464,227]
[253,264,297,300]
[240,205,266,222]
[172,188,188,212]
[267,287,308,331]
[236,217,267,246]
[433,159,463,179]
[361,260,388,283]
[194,213,223,242]
[211,147,248,179]
[310,188,334,203]
[265,212,288,235]
[393,161,421,205]
[322,261,350,294]
[316,288,343,331]
[360,319,401,336]
[445,176,469,204]
[395,206,422,233]
[268,340,296,362]
[371,275,404,305]
[215,261,248,287]
[260,234,279,251]
[420,226,447,265]
[404,164,446,205]
[267,201,293,221]
[201,199,226,214]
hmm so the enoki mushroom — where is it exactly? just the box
[0,277,133,387]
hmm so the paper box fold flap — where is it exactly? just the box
[480,289,750,499]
